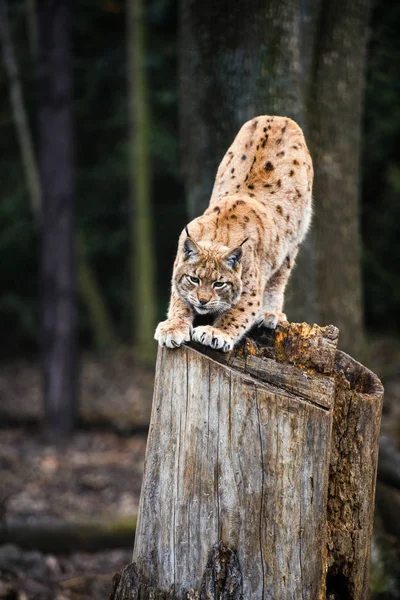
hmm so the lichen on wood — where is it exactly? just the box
[274,321,339,374]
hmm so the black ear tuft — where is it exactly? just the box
[224,246,243,269]
[183,237,199,260]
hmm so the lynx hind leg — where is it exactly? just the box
[262,248,299,329]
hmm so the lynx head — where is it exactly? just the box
[173,230,247,316]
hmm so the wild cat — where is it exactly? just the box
[155,115,313,352]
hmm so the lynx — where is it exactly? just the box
[155,116,313,352]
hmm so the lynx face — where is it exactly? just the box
[173,237,243,316]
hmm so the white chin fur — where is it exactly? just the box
[194,306,210,315]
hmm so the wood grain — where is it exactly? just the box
[131,342,333,598]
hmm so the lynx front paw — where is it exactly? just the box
[192,325,234,353]
[154,318,191,348]
[262,312,287,329]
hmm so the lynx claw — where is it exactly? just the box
[262,312,287,329]
[154,318,191,349]
[192,325,234,353]
[211,337,219,349]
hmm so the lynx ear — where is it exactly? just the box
[183,233,200,261]
[223,246,243,269]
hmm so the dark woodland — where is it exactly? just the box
[0,0,399,597]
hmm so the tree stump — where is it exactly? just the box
[111,322,383,600]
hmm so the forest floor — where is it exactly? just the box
[0,350,152,600]
[0,338,400,599]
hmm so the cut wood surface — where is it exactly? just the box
[111,322,383,600]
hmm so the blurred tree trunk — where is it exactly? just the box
[259,0,322,324]
[179,0,368,356]
[36,0,77,436]
[180,0,271,219]
[0,0,118,352]
[127,0,156,361]
[307,0,370,357]
[179,0,317,324]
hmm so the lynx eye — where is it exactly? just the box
[188,275,200,285]
[213,281,226,289]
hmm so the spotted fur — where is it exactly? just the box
[155,116,313,352]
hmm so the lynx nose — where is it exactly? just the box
[198,298,209,306]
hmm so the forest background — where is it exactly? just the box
[2,0,399,363]
[0,0,400,598]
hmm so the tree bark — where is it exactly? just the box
[179,0,309,218]
[36,0,77,436]
[111,322,383,599]
[127,0,156,361]
[327,350,383,598]
[307,0,370,357]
